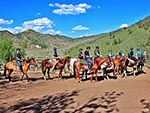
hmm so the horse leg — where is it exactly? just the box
[47,68,50,79]
[95,73,98,82]
[133,67,136,77]
[90,73,94,82]
[58,69,63,79]
[103,68,109,80]
[85,70,88,80]
[21,73,24,81]
[42,69,47,80]
[76,69,81,82]
[25,73,29,82]
[8,69,13,82]
[123,67,128,78]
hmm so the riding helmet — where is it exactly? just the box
[53,47,57,50]
[79,48,82,51]
[86,46,91,49]
[96,46,99,49]
[130,47,133,50]
[16,48,20,51]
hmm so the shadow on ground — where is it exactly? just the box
[0,90,124,113]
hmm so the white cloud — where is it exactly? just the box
[72,25,89,31]
[79,33,93,37]
[97,5,100,9]
[37,13,41,16]
[0,17,60,35]
[0,18,13,24]
[120,24,129,28]
[49,3,54,7]
[44,29,61,35]
[49,3,91,15]
[22,17,54,31]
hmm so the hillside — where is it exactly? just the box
[64,16,150,57]
[1,16,150,59]
[0,29,103,59]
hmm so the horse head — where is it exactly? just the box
[65,56,71,71]
[26,58,37,66]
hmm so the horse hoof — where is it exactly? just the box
[78,80,82,83]
[44,77,47,80]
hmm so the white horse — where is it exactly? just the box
[69,58,78,76]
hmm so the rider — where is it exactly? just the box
[127,47,138,65]
[136,48,143,60]
[94,46,101,59]
[52,47,60,71]
[78,48,84,60]
[118,51,124,58]
[84,46,93,71]
[108,50,114,61]
[136,48,143,66]
[15,48,23,72]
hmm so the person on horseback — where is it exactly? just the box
[15,48,23,72]
[52,47,60,71]
[78,48,84,59]
[136,48,143,65]
[118,51,124,58]
[127,47,138,65]
[94,46,101,59]
[136,48,143,60]
[84,46,93,71]
[108,50,114,61]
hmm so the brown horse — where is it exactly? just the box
[41,59,53,80]
[73,60,89,82]
[41,56,71,80]
[113,57,124,75]
[3,58,37,82]
[90,57,112,82]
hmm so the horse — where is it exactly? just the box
[90,57,112,82]
[120,56,145,78]
[69,58,78,76]
[41,59,53,80]
[41,55,71,80]
[3,58,37,82]
[73,59,89,82]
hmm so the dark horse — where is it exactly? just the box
[90,57,112,82]
[41,56,71,80]
[120,56,145,77]
[3,58,37,82]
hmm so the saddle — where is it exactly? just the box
[128,58,135,65]
[11,61,19,67]
[80,59,88,65]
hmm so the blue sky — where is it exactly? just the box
[0,0,150,38]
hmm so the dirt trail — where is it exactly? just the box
[0,68,150,113]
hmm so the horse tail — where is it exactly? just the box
[3,64,7,78]
[41,60,46,74]
[73,62,76,77]
[120,61,124,74]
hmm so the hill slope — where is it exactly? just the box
[64,16,150,57]
[1,16,150,59]
[0,29,103,58]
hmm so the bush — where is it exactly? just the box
[0,37,14,62]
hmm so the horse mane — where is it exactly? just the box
[26,58,35,63]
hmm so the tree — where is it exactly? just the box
[112,39,118,45]
[0,37,14,62]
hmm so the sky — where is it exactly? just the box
[0,0,150,38]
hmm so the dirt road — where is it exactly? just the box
[0,68,150,113]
